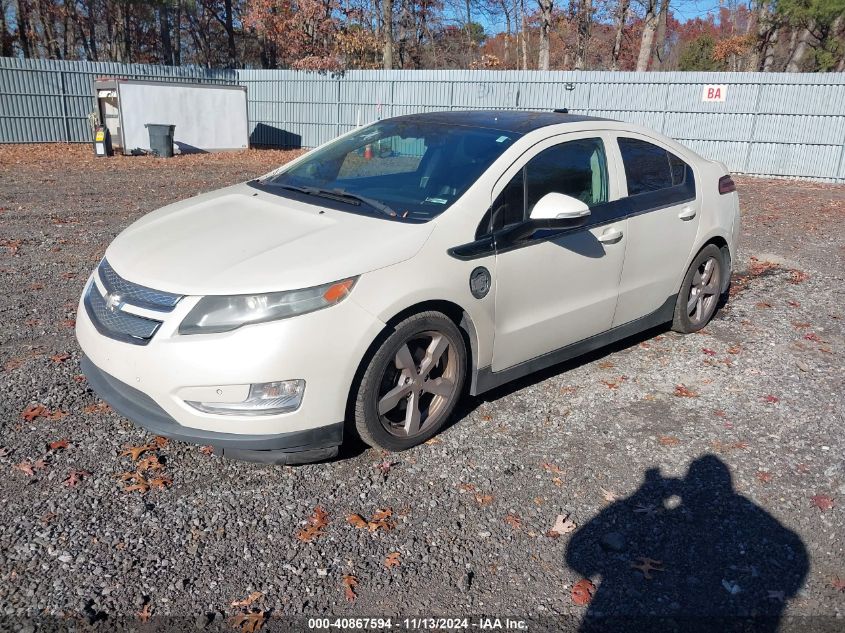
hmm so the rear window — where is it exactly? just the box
[618,137,689,196]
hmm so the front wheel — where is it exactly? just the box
[672,244,724,334]
[353,311,467,452]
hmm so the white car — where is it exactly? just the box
[76,110,740,463]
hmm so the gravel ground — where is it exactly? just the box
[1,145,843,632]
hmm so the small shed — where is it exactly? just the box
[94,78,249,155]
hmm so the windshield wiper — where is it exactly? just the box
[277,184,396,218]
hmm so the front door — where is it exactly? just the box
[491,134,628,372]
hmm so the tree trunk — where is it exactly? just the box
[635,0,657,71]
[86,0,97,60]
[650,0,668,69]
[519,0,529,69]
[537,0,552,71]
[762,26,778,71]
[173,0,181,65]
[785,24,813,72]
[610,0,629,70]
[37,0,62,58]
[224,0,237,66]
[499,0,511,66]
[159,4,173,64]
[574,0,591,69]
[382,0,394,69]
[1,0,15,56]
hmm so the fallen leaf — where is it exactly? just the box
[504,512,521,530]
[229,611,266,632]
[83,402,111,414]
[803,332,822,342]
[41,511,57,524]
[342,574,358,601]
[547,513,577,537]
[763,395,780,404]
[787,300,801,308]
[137,602,152,623]
[674,385,698,398]
[119,444,157,461]
[47,410,66,420]
[832,577,845,592]
[64,470,90,487]
[231,591,263,608]
[631,557,665,580]
[384,552,401,569]
[571,579,596,606]
[597,360,615,369]
[659,436,681,447]
[60,319,76,328]
[541,462,563,474]
[702,348,717,356]
[346,514,369,529]
[4,358,24,371]
[137,455,163,472]
[148,474,173,490]
[152,436,169,449]
[15,461,35,476]
[789,270,809,284]
[367,508,395,532]
[296,506,329,542]
[50,353,70,363]
[726,345,741,355]
[756,471,773,483]
[48,439,70,451]
[423,437,441,445]
[474,494,494,506]
[199,445,215,455]
[21,404,48,421]
[811,495,835,512]
[600,487,617,502]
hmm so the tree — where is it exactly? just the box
[636,0,659,70]
[610,0,630,70]
[537,0,552,69]
[678,33,723,70]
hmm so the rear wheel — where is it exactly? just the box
[353,312,466,451]
[672,244,724,333]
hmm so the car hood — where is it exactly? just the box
[105,183,435,295]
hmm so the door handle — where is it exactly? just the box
[678,206,697,220]
[598,228,623,244]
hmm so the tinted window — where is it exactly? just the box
[487,138,608,233]
[618,137,689,195]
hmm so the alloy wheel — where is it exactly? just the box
[687,256,721,326]
[376,330,459,438]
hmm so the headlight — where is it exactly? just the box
[179,277,357,334]
[186,380,305,415]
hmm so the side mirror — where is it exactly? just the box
[529,192,591,222]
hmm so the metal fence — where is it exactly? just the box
[2,57,845,182]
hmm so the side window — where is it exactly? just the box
[525,138,608,214]
[485,138,608,234]
[618,137,689,195]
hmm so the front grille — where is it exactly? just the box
[85,283,162,345]
[85,260,183,345]
[99,259,182,312]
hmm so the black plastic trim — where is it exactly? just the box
[81,357,344,452]
[470,294,677,395]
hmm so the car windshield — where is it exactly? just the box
[262,120,520,221]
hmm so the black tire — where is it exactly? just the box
[353,311,466,451]
[672,244,725,334]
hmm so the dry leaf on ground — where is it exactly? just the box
[547,513,577,537]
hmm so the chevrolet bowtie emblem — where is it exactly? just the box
[105,292,124,313]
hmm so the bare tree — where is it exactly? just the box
[785,24,814,71]
[574,0,591,69]
[537,0,552,70]
[635,0,658,71]
[610,0,629,70]
[650,0,668,69]
[382,0,394,68]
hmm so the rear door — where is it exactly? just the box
[610,135,700,327]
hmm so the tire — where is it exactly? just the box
[353,311,467,452]
[672,244,724,334]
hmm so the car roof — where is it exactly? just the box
[386,110,612,134]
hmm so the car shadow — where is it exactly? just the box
[566,455,809,632]
[447,322,673,430]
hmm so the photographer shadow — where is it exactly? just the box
[566,455,808,633]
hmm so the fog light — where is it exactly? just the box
[186,380,305,416]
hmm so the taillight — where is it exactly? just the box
[719,175,736,194]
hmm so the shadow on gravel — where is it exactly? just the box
[565,455,809,633]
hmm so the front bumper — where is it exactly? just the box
[81,357,343,464]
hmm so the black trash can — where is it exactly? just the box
[145,123,175,158]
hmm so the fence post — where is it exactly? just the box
[743,80,763,175]
[336,77,342,138]
[59,70,70,143]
